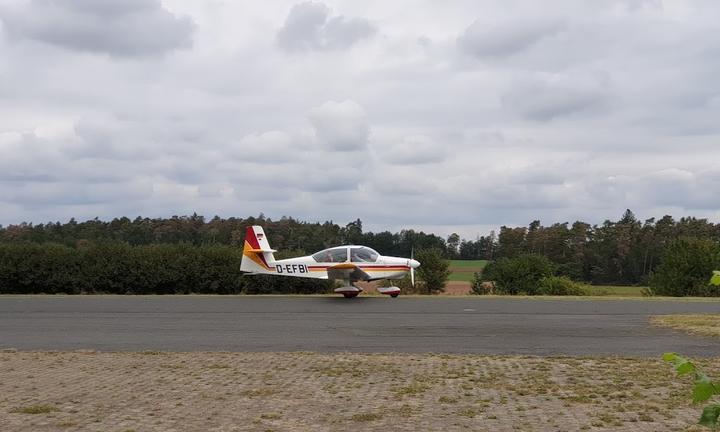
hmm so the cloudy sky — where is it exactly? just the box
[1,0,719,238]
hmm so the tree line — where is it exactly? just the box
[0,215,445,259]
[460,210,720,285]
[0,209,719,294]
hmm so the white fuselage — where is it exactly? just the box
[269,246,417,281]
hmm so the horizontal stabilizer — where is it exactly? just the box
[245,248,277,253]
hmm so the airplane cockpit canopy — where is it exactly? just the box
[350,246,379,262]
[311,246,379,263]
[312,247,348,263]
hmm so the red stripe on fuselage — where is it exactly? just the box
[307,265,410,271]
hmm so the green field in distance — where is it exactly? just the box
[447,260,647,296]
[448,260,488,282]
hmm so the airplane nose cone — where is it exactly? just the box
[409,259,420,268]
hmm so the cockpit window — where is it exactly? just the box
[312,248,348,263]
[350,247,379,263]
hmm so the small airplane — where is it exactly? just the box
[240,225,420,298]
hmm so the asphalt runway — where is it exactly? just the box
[0,296,718,356]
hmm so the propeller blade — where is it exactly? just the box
[410,247,415,286]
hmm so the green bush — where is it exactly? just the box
[538,276,586,296]
[0,242,81,294]
[480,254,555,295]
[415,248,451,294]
[243,274,334,294]
[649,238,720,296]
[0,241,248,294]
[470,274,495,295]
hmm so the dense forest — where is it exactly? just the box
[0,209,719,294]
[0,214,445,258]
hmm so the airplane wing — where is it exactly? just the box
[326,263,371,282]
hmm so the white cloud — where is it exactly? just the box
[277,2,375,52]
[307,100,369,152]
[375,134,445,164]
[235,131,302,164]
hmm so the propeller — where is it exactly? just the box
[410,246,415,287]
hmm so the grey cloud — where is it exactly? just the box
[375,134,445,165]
[628,169,720,210]
[307,100,369,152]
[0,180,152,206]
[501,73,608,121]
[277,1,375,52]
[458,17,564,58]
[234,131,302,164]
[0,0,194,56]
[2,1,720,236]
[301,167,361,192]
[233,161,361,194]
[620,0,663,11]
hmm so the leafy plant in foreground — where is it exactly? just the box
[712,271,720,287]
[663,352,720,429]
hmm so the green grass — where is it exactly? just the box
[583,285,646,297]
[10,404,59,414]
[350,412,383,422]
[448,272,478,282]
[448,260,488,270]
[448,260,487,282]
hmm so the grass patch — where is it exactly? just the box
[584,285,646,297]
[241,388,278,398]
[350,412,382,422]
[448,272,477,282]
[393,381,430,396]
[448,260,488,270]
[438,395,459,403]
[206,363,231,369]
[650,314,720,337]
[448,260,487,282]
[10,404,59,414]
[457,408,478,418]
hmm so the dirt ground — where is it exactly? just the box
[0,351,715,432]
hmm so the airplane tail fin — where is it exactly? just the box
[240,225,277,273]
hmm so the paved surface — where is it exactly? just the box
[0,296,718,356]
